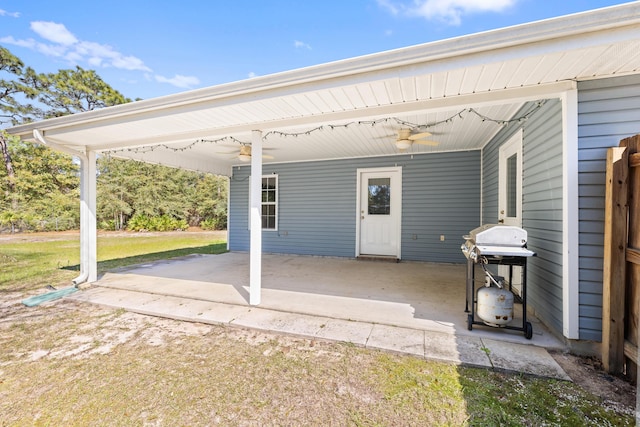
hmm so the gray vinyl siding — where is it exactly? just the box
[482,99,565,336]
[523,100,564,336]
[402,152,481,262]
[229,151,481,263]
[577,74,640,341]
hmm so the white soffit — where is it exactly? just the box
[7,2,640,174]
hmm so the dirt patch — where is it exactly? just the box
[0,297,316,365]
[550,350,637,414]
[0,295,636,425]
[0,298,394,425]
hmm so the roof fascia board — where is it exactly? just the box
[8,3,640,138]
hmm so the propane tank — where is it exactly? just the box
[477,286,514,327]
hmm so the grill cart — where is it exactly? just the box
[461,224,537,339]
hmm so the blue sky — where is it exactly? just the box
[0,1,633,100]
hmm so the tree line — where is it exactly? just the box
[0,46,227,233]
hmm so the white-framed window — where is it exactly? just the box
[261,175,278,230]
[249,175,278,230]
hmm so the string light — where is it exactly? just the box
[105,100,547,156]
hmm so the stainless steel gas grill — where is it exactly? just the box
[461,224,536,339]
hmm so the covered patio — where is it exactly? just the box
[10,3,640,349]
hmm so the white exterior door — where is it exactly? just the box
[358,167,401,257]
[498,130,523,292]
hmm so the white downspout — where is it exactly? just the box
[249,130,263,305]
[33,130,97,285]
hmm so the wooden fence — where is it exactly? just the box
[603,134,639,383]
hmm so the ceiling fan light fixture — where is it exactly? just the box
[238,145,252,162]
[396,139,411,150]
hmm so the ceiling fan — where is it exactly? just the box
[218,144,275,162]
[380,128,440,151]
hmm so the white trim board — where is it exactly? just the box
[561,89,580,339]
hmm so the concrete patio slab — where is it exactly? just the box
[424,332,492,368]
[66,252,571,380]
[314,318,373,346]
[366,324,425,357]
[481,338,572,381]
[72,286,163,309]
[71,287,247,324]
[232,309,328,337]
[197,302,250,324]
[92,253,564,348]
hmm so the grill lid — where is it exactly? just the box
[464,224,527,247]
[462,224,536,259]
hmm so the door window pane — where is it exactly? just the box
[368,178,391,215]
[506,153,517,217]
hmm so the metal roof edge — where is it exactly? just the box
[8,2,640,138]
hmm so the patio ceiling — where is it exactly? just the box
[8,2,640,176]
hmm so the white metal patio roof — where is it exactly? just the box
[8,2,640,176]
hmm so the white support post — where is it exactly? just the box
[249,130,263,305]
[562,87,580,339]
[32,130,97,285]
[87,150,98,282]
[78,150,98,284]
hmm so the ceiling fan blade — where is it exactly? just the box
[262,154,275,159]
[413,140,439,146]
[373,134,397,140]
[408,131,432,140]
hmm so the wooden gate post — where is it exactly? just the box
[622,135,640,383]
[602,146,628,374]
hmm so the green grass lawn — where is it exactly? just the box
[0,230,635,425]
[0,231,227,293]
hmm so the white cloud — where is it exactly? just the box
[0,35,35,49]
[294,40,312,50]
[3,21,152,72]
[0,9,20,18]
[4,18,202,94]
[377,0,400,15]
[112,55,152,72]
[37,43,68,58]
[30,21,77,45]
[87,56,103,67]
[248,72,257,78]
[378,0,517,26]
[75,40,119,59]
[154,74,200,89]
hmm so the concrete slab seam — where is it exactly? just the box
[423,330,427,359]
[479,338,495,369]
